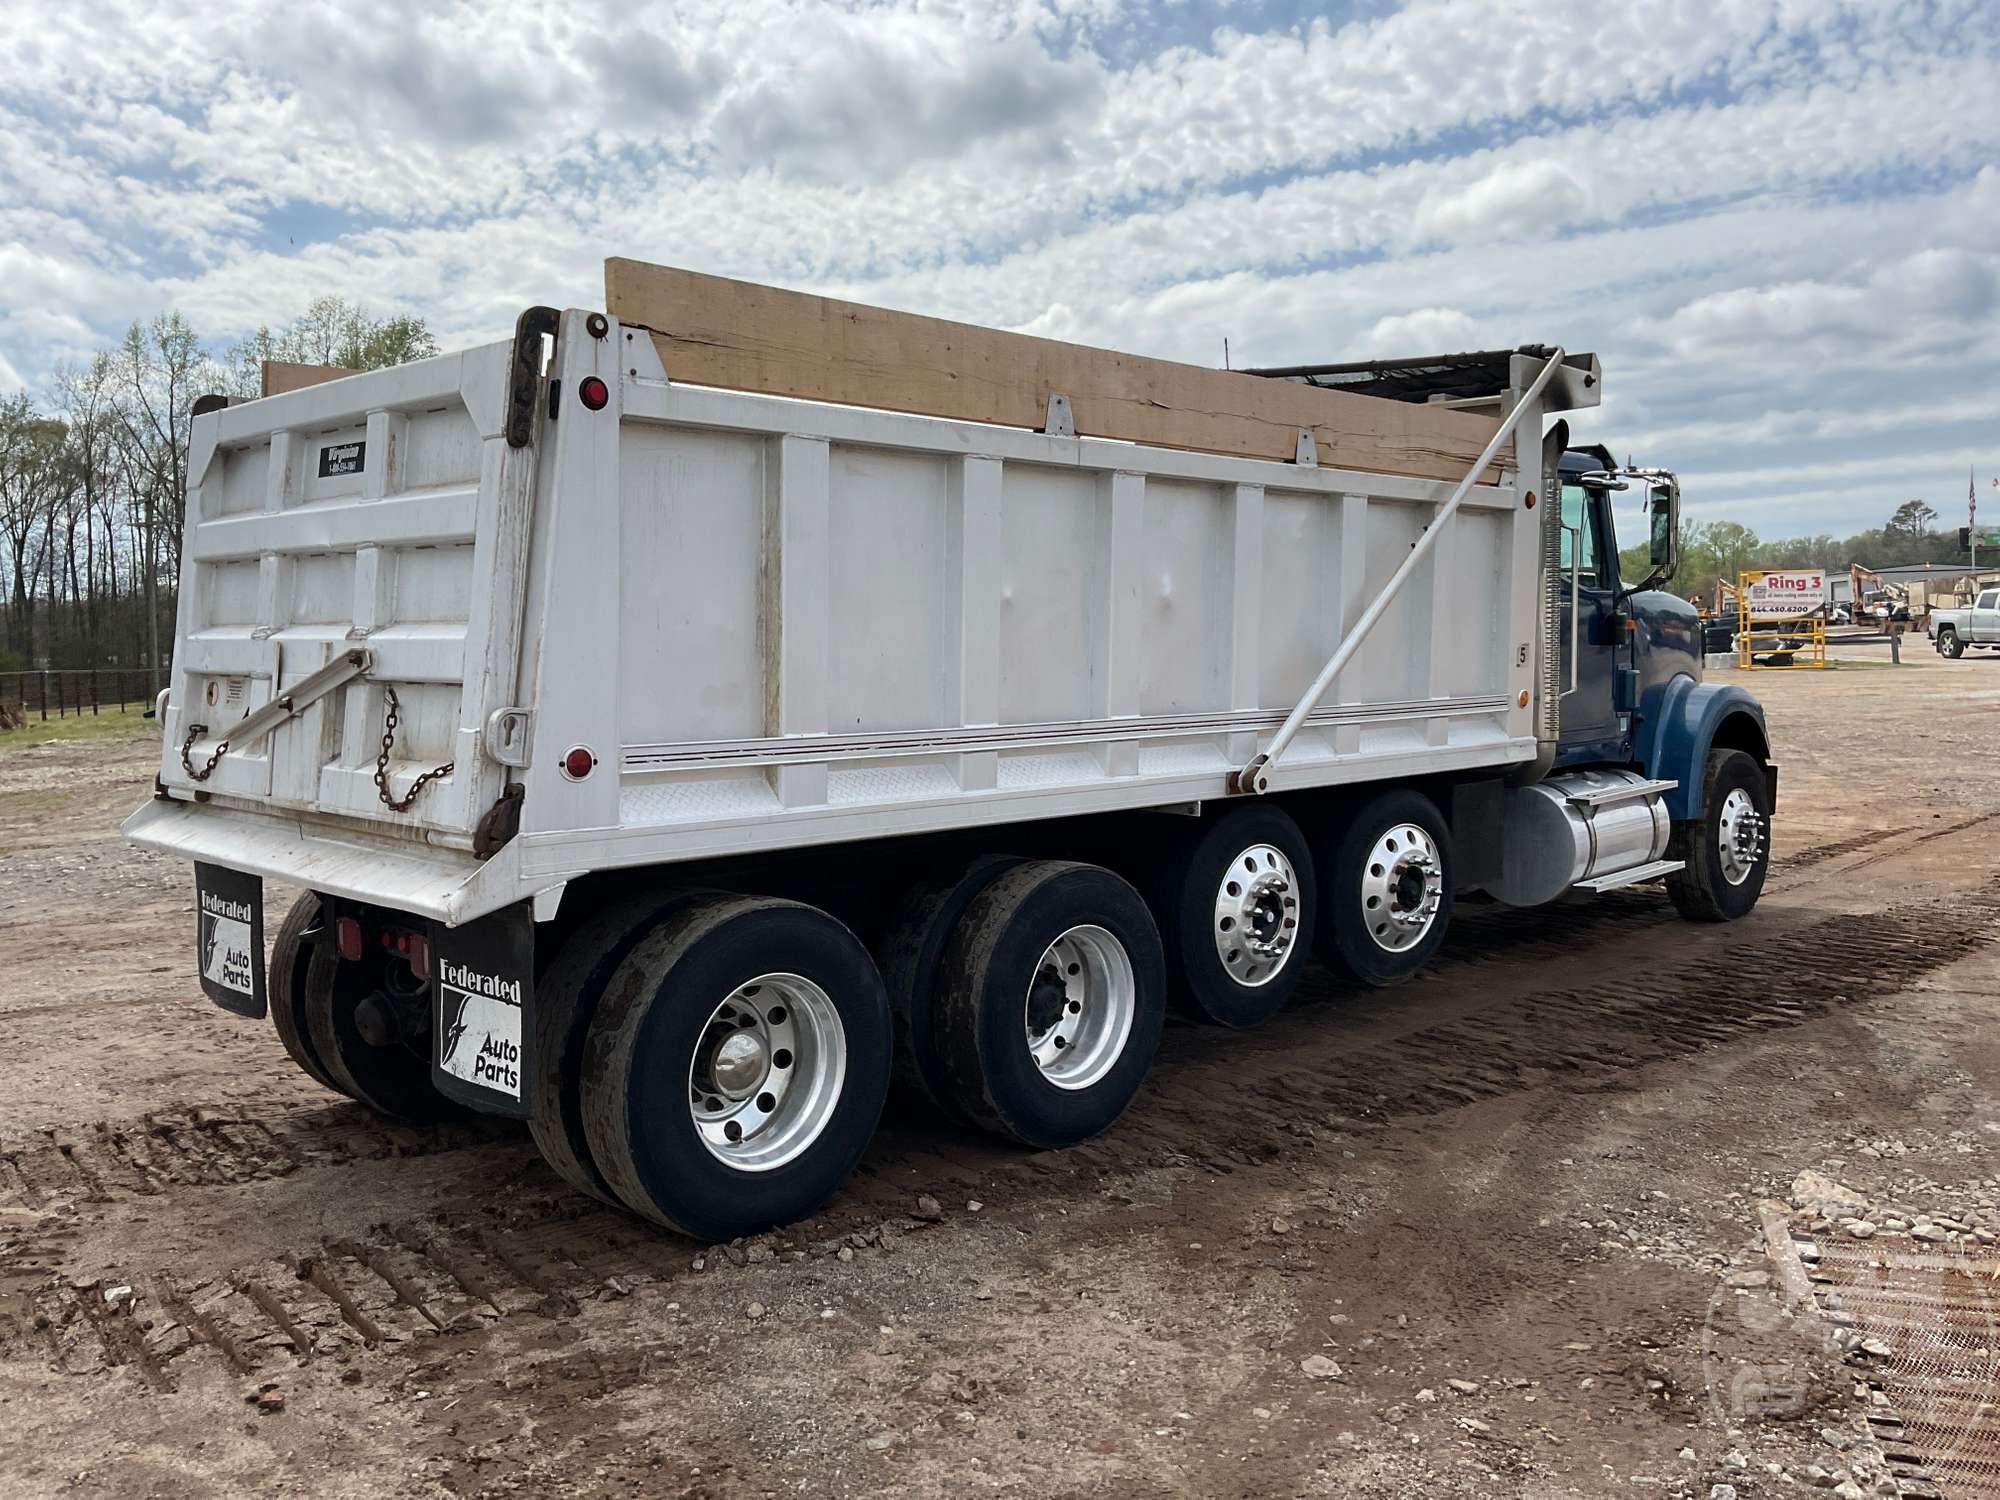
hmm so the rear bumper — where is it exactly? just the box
[122,796,547,927]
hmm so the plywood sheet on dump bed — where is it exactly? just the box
[261,360,358,398]
[605,259,1501,484]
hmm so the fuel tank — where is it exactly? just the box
[1492,768,1673,907]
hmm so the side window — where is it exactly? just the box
[1979,590,1999,610]
[1558,484,1600,588]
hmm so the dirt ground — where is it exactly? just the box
[2,643,1998,1499]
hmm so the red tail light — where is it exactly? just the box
[577,375,609,411]
[563,746,596,780]
[335,916,364,962]
[395,931,431,982]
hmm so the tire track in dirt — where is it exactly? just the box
[0,1101,514,1215]
[8,888,1995,1395]
[1766,809,1995,890]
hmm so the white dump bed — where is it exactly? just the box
[128,308,1560,925]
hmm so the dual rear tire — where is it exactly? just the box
[578,896,893,1241]
[269,892,468,1123]
[549,862,1170,1239]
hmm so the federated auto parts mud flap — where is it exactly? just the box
[431,902,532,1118]
[195,862,266,1018]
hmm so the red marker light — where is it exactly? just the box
[335,916,364,963]
[577,376,609,411]
[563,746,596,780]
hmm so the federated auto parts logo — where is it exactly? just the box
[438,993,471,1068]
[1704,1193,2000,1486]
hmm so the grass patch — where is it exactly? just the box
[0,703,160,752]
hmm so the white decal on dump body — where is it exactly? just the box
[199,890,257,997]
[437,958,523,1098]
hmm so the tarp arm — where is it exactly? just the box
[1231,348,1569,795]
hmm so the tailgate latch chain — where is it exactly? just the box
[374,685,455,812]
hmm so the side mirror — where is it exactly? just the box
[1622,471,1679,595]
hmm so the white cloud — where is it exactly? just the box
[1639,249,2000,364]
[1358,308,1483,356]
[1,0,1997,538]
[1413,160,1593,244]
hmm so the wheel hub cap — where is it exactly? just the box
[687,974,847,1172]
[706,1030,769,1098]
[1717,787,1766,886]
[1023,925,1136,1092]
[1212,844,1301,987]
[1360,823,1443,953]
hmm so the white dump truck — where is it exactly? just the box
[125,262,1776,1240]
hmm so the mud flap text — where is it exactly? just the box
[431,903,532,1118]
[194,863,266,1019]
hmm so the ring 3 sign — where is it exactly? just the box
[1742,569,1827,618]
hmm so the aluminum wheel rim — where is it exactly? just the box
[1212,843,1302,988]
[1716,787,1766,886]
[1360,822,1443,953]
[687,973,846,1172]
[1023,924,1134,1092]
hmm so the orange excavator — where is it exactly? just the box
[1848,564,1910,630]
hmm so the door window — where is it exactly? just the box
[1559,485,1600,588]
[1978,590,1998,610]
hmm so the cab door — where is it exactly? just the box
[1974,588,2000,643]
[1555,479,1621,758]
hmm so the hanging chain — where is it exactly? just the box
[180,723,229,782]
[374,685,455,812]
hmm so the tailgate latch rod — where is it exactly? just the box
[180,648,373,782]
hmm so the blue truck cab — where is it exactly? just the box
[1552,444,1776,917]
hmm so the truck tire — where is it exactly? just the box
[1939,628,1964,659]
[1144,805,1314,1028]
[304,930,470,1124]
[877,855,1025,1120]
[268,893,349,1099]
[1665,749,1770,922]
[933,861,1166,1149]
[580,896,892,1241]
[1312,789,1454,987]
[527,887,714,1205]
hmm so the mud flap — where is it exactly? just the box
[195,863,267,1018]
[431,902,533,1118]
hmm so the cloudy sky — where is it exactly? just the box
[3,0,1996,538]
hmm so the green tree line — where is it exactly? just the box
[1621,499,1990,608]
[0,301,436,681]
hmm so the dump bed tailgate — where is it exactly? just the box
[153,336,540,843]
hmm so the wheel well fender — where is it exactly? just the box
[1635,674,1770,821]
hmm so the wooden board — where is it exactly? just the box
[604,259,1501,485]
[262,360,358,398]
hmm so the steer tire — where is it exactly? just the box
[877,855,1025,1121]
[527,887,716,1205]
[268,893,349,1099]
[1144,805,1315,1029]
[1312,789,1455,988]
[933,861,1166,1150]
[1939,628,1964,659]
[304,928,471,1124]
[579,896,892,1241]
[1665,749,1771,923]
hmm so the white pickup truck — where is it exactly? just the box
[1930,587,2000,657]
[123,262,1775,1242]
